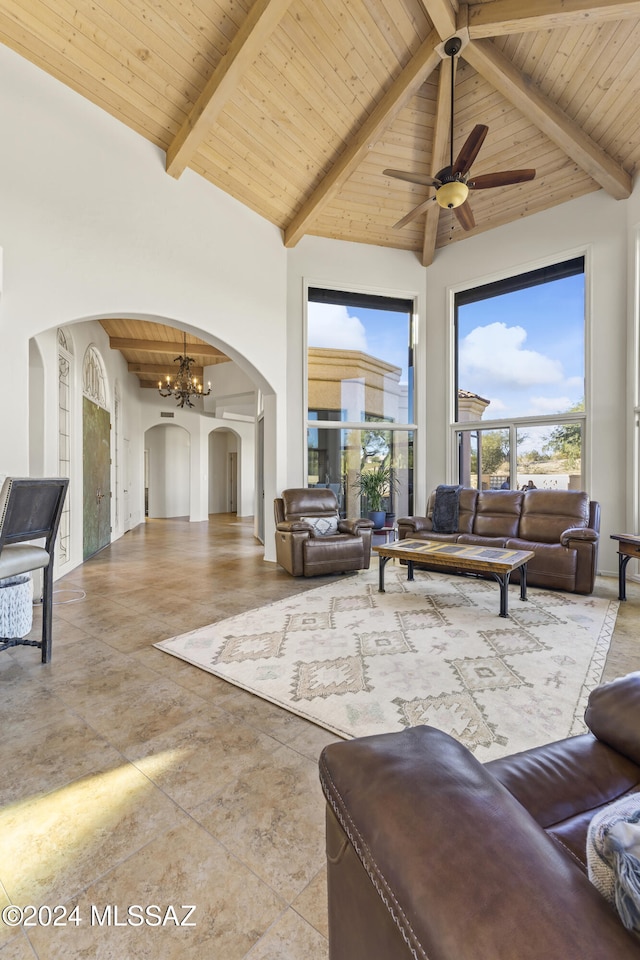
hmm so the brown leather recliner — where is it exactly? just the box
[319,672,640,960]
[274,488,374,577]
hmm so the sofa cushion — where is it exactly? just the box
[506,538,577,589]
[457,534,508,548]
[472,490,523,538]
[282,487,339,519]
[519,490,590,544]
[303,534,365,574]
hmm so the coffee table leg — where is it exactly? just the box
[520,563,528,602]
[378,556,391,593]
[407,560,414,582]
[618,553,631,601]
[493,572,511,618]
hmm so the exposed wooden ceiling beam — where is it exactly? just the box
[419,0,458,38]
[166,0,293,179]
[467,0,640,39]
[284,31,442,248]
[130,362,206,378]
[463,38,632,199]
[422,56,455,266]
[109,337,226,357]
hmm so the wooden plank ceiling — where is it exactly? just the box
[2,1,639,379]
[98,319,231,390]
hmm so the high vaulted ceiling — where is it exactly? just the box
[2,0,639,270]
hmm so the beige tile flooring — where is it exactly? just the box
[0,514,639,959]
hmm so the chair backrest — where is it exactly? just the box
[0,478,69,553]
[281,487,339,520]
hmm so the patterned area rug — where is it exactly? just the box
[155,566,618,761]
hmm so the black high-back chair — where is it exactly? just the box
[0,477,69,662]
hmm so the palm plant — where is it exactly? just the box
[352,463,399,513]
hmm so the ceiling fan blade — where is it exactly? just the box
[383,168,441,188]
[470,169,536,189]
[393,197,436,230]
[453,200,475,231]
[452,124,488,176]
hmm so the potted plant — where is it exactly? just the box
[352,464,400,530]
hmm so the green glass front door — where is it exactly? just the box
[83,397,111,560]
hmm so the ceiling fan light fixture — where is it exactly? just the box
[436,179,469,209]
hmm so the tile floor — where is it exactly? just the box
[0,514,638,959]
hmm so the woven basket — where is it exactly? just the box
[0,574,33,639]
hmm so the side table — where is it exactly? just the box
[371,525,396,545]
[610,533,640,600]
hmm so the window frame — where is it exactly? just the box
[448,249,590,489]
[303,281,419,512]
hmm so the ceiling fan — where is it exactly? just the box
[384,37,536,232]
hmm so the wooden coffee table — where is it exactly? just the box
[374,539,535,618]
[610,533,640,600]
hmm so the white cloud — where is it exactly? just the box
[529,395,573,415]
[459,323,563,389]
[307,302,368,351]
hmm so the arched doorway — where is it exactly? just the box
[208,427,241,515]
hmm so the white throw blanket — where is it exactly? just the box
[587,793,640,936]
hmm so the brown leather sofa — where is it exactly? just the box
[274,488,374,576]
[319,672,640,960]
[398,487,600,594]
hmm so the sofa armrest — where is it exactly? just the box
[320,727,640,960]
[560,526,599,546]
[275,520,312,534]
[275,523,311,575]
[396,516,432,535]
[585,672,640,766]
[338,518,374,535]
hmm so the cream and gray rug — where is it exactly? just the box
[155,566,618,761]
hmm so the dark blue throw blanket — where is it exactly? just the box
[432,484,463,533]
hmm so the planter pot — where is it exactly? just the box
[368,510,386,530]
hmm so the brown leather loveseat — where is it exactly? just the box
[398,487,600,593]
[319,672,640,960]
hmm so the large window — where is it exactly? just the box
[307,288,414,519]
[454,258,585,490]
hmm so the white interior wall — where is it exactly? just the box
[146,424,191,518]
[28,340,45,477]
[0,42,287,562]
[204,360,257,419]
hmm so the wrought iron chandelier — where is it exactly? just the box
[158,333,211,408]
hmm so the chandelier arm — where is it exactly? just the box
[158,342,212,406]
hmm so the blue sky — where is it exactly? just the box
[457,273,584,419]
[307,272,584,422]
